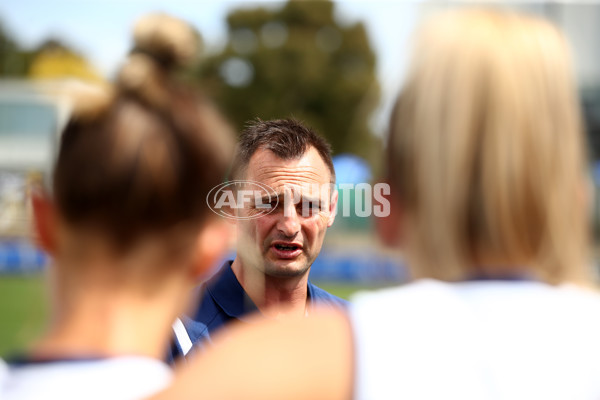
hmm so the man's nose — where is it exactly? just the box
[277,201,300,237]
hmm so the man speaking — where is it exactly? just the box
[170,119,346,360]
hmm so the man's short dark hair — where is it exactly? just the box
[231,118,336,182]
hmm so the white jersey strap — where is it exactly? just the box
[172,318,193,356]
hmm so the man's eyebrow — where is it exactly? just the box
[256,192,284,203]
[301,195,321,203]
[254,188,329,204]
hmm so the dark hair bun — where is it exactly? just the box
[118,13,199,105]
[132,13,199,68]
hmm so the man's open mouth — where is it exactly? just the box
[274,243,301,251]
[271,242,303,259]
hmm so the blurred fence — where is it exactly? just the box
[0,245,407,283]
[0,240,47,273]
[310,249,408,284]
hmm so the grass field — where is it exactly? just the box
[0,274,48,357]
[0,274,381,358]
[314,282,386,299]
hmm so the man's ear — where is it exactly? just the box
[375,186,403,248]
[191,218,232,281]
[327,189,338,227]
[31,190,58,255]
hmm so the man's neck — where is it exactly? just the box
[230,258,309,318]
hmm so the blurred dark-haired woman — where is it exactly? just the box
[1,12,233,400]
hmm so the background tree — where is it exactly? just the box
[0,21,102,83]
[195,0,381,167]
[0,20,33,76]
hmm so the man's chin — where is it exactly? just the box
[263,258,311,278]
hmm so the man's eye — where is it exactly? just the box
[307,201,321,209]
[264,200,279,209]
[299,201,321,216]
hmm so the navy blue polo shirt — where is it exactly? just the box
[168,260,347,362]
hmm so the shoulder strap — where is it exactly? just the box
[172,318,193,356]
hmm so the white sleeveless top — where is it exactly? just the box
[0,356,172,400]
[350,279,600,400]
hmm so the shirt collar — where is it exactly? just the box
[206,260,259,322]
[6,355,107,367]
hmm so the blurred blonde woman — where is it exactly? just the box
[150,8,600,400]
[0,13,233,400]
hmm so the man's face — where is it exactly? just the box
[235,146,337,278]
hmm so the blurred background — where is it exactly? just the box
[1,0,600,357]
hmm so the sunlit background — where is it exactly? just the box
[1,0,600,357]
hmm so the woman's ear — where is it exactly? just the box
[190,218,232,281]
[31,190,58,255]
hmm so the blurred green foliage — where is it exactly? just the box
[193,0,382,167]
[0,21,101,82]
[0,20,34,76]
